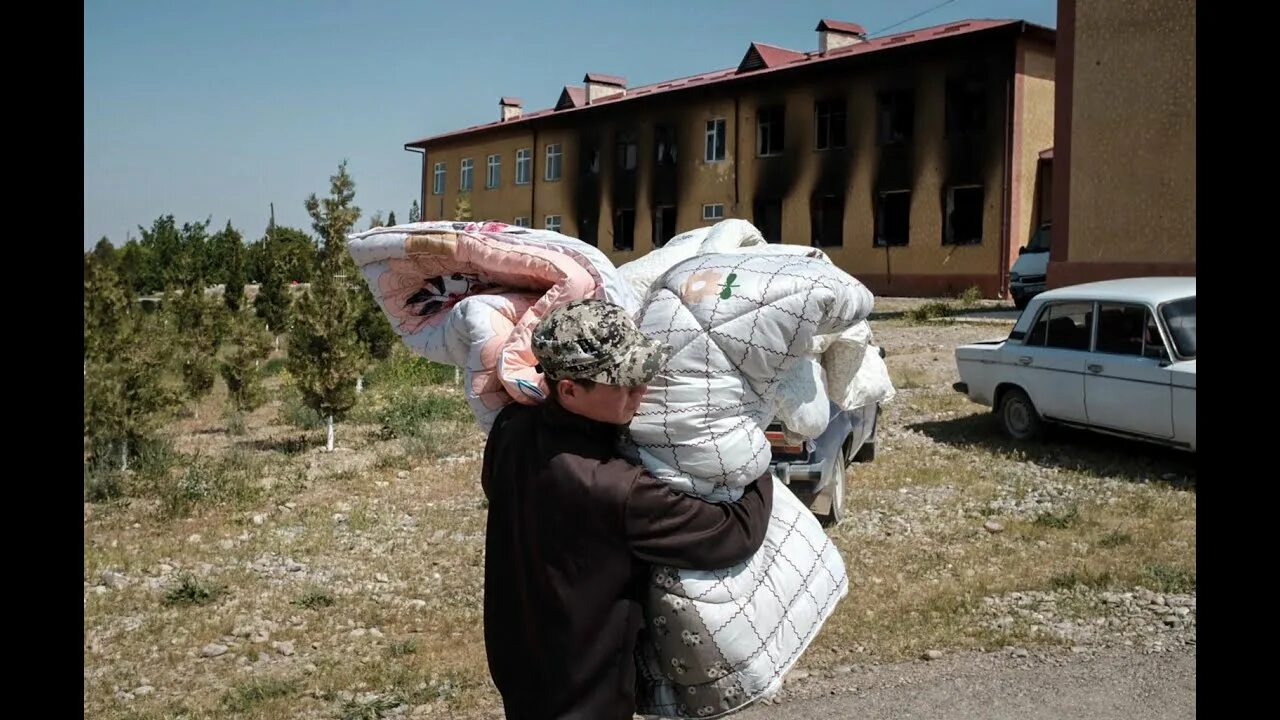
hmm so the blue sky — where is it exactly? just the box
[83,0,1057,249]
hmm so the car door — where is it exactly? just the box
[1084,303,1174,438]
[1006,301,1091,423]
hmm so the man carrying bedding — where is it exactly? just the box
[480,299,774,720]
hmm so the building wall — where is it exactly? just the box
[421,31,1051,297]
[1012,39,1056,261]
[1050,0,1195,287]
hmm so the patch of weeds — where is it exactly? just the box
[337,693,405,720]
[386,639,418,658]
[1048,567,1114,591]
[1097,530,1133,548]
[399,423,469,460]
[163,572,225,606]
[279,385,325,430]
[368,391,472,439]
[1033,505,1080,529]
[1144,564,1195,594]
[907,301,954,323]
[224,410,247,436]
[293,587,336,610]
[155,453,262,518]
[957,285,984,307]
[222,677,298,712]
[84,463,125,502]
[365,346,456,388]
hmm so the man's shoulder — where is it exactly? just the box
[546,453,644,502]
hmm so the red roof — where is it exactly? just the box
[740,42,806,71]
[816,19,867,36]
[408,19,1052,148]
[499,96,523,106]
[583,72,626,87]
[555,85,586,110]
[1039,147,1054,160]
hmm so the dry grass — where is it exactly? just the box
[84,317,1195,718]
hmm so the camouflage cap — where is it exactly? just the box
[532,300,670,386]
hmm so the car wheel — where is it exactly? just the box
[999,387,1043,441]
[820,459,846,527]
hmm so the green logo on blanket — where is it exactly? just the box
[719,273,739,299]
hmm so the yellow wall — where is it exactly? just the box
[1012,40,1055,263]
[1068,0,1195,263]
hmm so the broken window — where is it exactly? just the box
[655,125,678,166]
[757,105,785,156]
[753,197,782,243]
[544,215,561,233]
[578,212,597,246]
[943,185,983,245]
[705,119,726,162]
[616,132,638,171]
[877,88,915,145]
[810,194,844,247]
[814,98,847,150]
[653,205,677,247]
[945,74,987,137]
[581,143,600,176]
[613,208,635,251]
[875,190,910,246]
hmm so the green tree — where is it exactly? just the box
[83,259,180,469]
[165,277,227,418]
[453,193,472,221]
[290,161,368,450]
[408,199,421,223]
[220,309,274,413]
[213,221,247,311]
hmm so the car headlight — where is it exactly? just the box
[1009,272,1022,282]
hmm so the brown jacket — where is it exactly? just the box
[480,401,774,720]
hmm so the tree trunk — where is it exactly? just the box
[120,439,129,472]
[326,415,335,452]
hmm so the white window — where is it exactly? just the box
[545,143,563,181]
[486,154,501,189]
[460,158,473,191]
[544,214,562,233]
[432,162,445,195]
[513,216,531,228]
[704,119,726,162]
[702,203,725,221]
[516,148,532,184]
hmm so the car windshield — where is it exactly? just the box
[1025,225,1051,253]
[1160,296,1196,358]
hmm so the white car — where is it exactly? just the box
[954,277,1196,451]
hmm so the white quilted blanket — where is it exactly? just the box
[627,253,874,717]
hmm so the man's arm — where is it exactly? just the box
[623,473,774,570]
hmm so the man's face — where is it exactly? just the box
[557,379,648,425]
